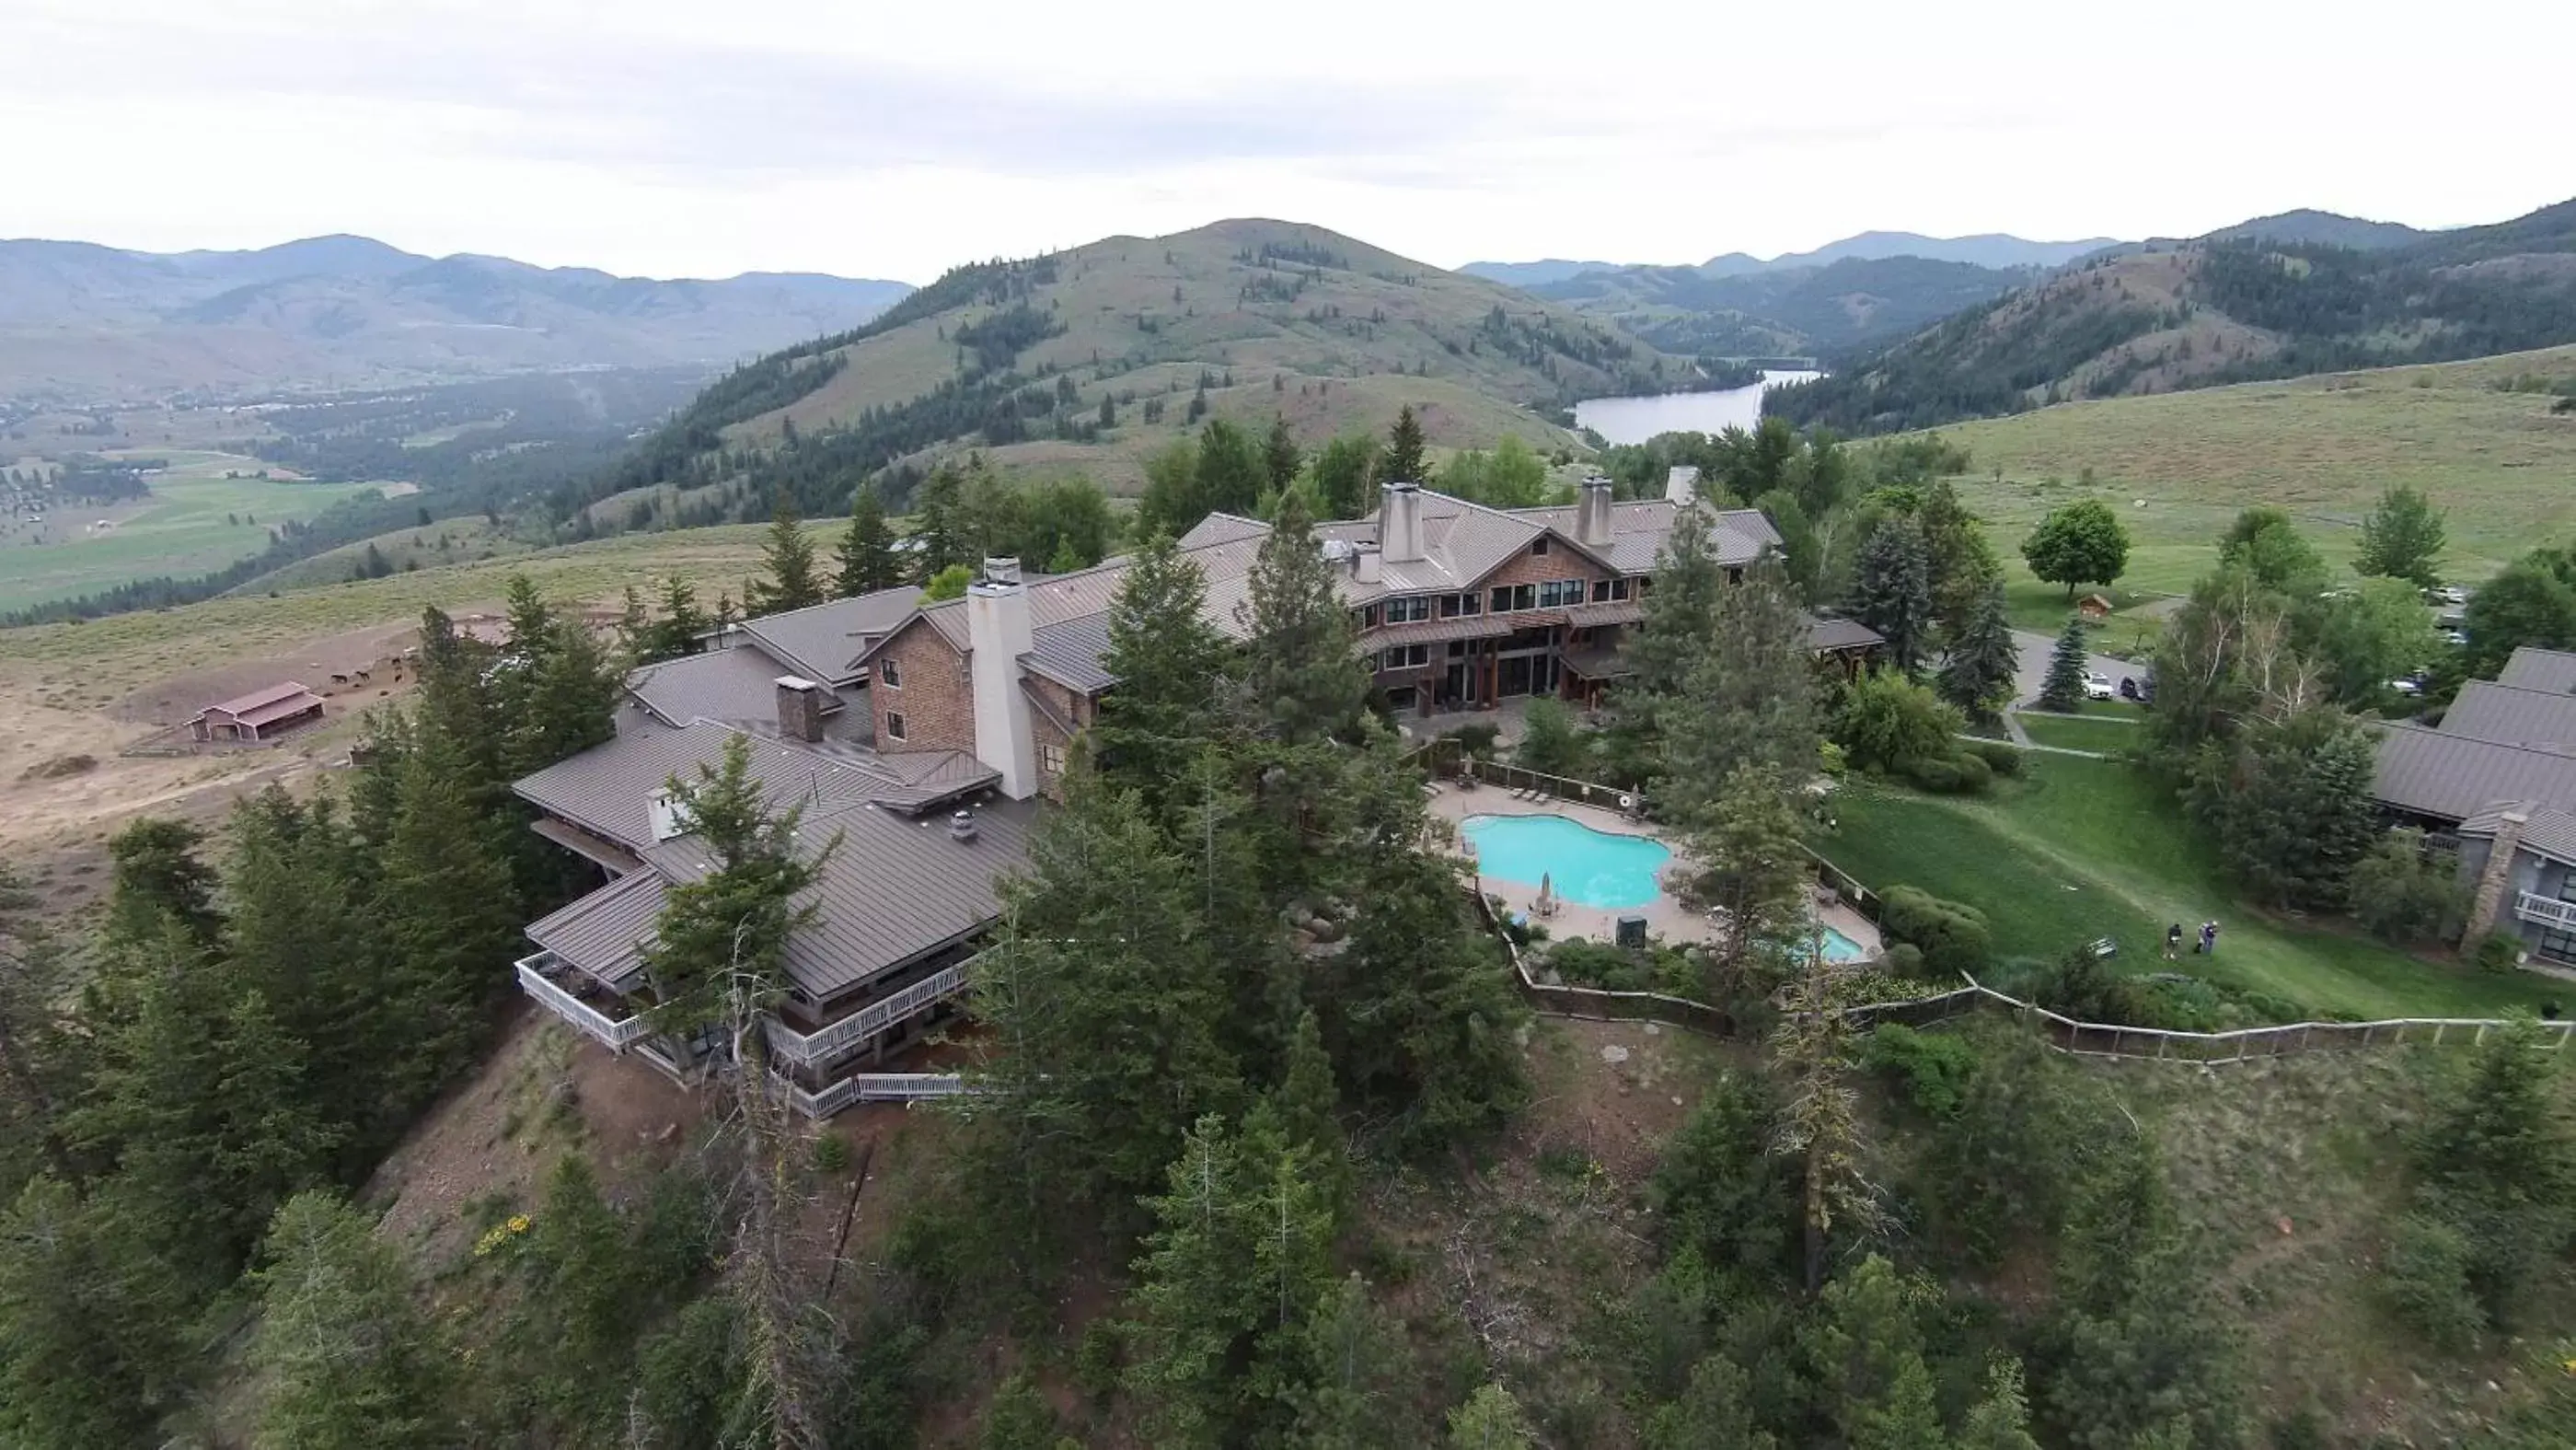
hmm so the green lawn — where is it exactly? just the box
[2016,712,2143,755]
[1819,755,2561,1020]
[0,462,387,612]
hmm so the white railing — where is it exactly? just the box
[2514,892,2576,929]
[762,961,974,1068]
[514,956,648,1050]
[768,1068,970,1119]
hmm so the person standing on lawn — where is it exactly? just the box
[2165,923,2183,960]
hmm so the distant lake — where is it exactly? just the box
[1573,370,1824,446]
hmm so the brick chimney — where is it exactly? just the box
[966,557,1039,799]
[1576,473,1614,549]
[1380,481,1424,563]
[774,675,826,744]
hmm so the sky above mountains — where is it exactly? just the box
[13,0,2572,284]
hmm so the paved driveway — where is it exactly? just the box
[2010,630,2143,707]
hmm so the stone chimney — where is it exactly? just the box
[2463,808,2533,947]
[774,675,827,744]
[966,557,1039,799]
[1380,481,1424,563]
[1354,544,1382,585]
[1577,473,1615,549]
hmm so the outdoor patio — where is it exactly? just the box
[1423,782,1883,961]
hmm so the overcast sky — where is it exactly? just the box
[12,0,2572,283]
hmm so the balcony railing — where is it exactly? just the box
[768,1067,971,1119]
[515,956,649,1050]
[2516,892,2576,930]
[763,960,974,1068]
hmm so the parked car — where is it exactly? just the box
[2443,628,2470,646]
[2439,585,2468,605]
[2083,671,2116,702]
[2389,678,2423,697]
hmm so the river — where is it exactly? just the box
[1572,370,1823,446]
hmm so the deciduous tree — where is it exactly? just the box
[2020,499,2130,599]
[2356,484,2446,588]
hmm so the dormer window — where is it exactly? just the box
[1531,537,1551,556]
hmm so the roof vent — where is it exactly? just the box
[948,808,980,844]
[648,789,693,842]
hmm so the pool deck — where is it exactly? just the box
[1427,782,1882,962]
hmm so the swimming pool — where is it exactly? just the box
[1816,926,1871,964]
[1461,813,1672,911]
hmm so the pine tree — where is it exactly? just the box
[0,1177,188,1450]
[1444,1384,1535,1449]
[2037,618,2089,713]
[1643,1353,1775,1450]
[1937,574,2020,724]
[834,484,902,597]
[640,733,833,1038]
[374,720,523,1114]
[253,1191,457,1450]
[643,574,710,663]
[1774,952,1877,1293]
[1681,764,1811,1006]
[1609,504,1730,781]
[509,609,619,776]
[1661,558,1818,826]
[910,464,968,580]
[218,789,378,1151]
[1095,532,1237,811]
[1813,1255,1941,1449]
[615,584,650,662]
[101,818,225,948]
[1380,405,1427,485]
[1956,1358,2044,1450]
[1849,517,1935,676]
[0,866,82,1197]
[1238,491,1369,745]
[749,495,826,615]
[1264,414,1303,494]
[1289,1273,1420,1449]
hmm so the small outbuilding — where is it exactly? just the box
[2077,593,2116,621]
[190,681,325,742]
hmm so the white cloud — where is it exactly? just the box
[8,0,2572,281]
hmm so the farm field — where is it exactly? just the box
[1819,754,2561,1020]
[0,452,388,612]
[1928,344,2576,631]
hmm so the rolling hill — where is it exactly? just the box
[1525,254,2039,358]
[1767,196,2576,434]
[0,234,915,402]
[570,218,1688,518]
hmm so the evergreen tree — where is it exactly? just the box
[1609,504,1729,782]
[101,818,225,949]
[252,1191,457,1450]
[971,779,1238,1233]
[1380,405,1427,484]
[0,867,81,1192]
[0,1177,187,1450]
[2410,1015,2572,1325]
[911,463,969,579]
[1264,414,1304,495]
[1093,533,1238,808]
[614,584,650,663]
[218,789,378,1152]
[1238,492,1369,745]
[1681,764,1811,1006]
[2037,618,2089,713]
[1138,437,1211,539]
[1956,1359,2044,1450]
[374,720,523,1116]
[642,574,711,663]
[1660,558,1818,827]
[1124,1112,1337,1449]
[1936,575,2019,724]
[1849,516,1935,675]
[1812,1255,1943,1450]
[748,495,826,615]
[1644,1354,1775,1450]
[2355,483,2446,588]
[640,733,833,1038]
[833,484,902,597]
[1444,1384,1535,1449]
[1197,418,1268,518]
[2185,706,2381,909]
[508,607,619,777]
[1649,1070,1798,1282]
[1289,1273,1420,1449]
[1774,952,1876,1293]
[1309,435,1376,520]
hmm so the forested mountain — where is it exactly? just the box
[1767,195,2576,434]
[1461,229,2118,287]
[1528,255,2039,358]
[0,234,913,401]
[1455,257,1635,286]
[556,218,1686,523]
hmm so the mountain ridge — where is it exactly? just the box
[0,234,916,402]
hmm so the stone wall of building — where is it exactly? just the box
[871,621,976,756]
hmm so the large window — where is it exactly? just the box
[879,657,901,688]
[1385,596,1431,623]
[1380,644,1430,671]
[1590,579,1632,604]
[1538,579,1586,608]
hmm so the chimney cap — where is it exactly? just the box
[1383,479,1420,493]
[978,556,1023,587]
[774,674,823,692]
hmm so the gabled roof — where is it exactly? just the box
[2498,646,2576,695]
[2457,802,2576,869]
[643,795,1039,1000]
[626,646,860,743]
[735,586,922,684]
[513,719,995,852]
[199,680,321,722]
[2371,722,2576,823]
[2436,681,2576,756]
[525,869,664,990]
[1503,499,1782,574]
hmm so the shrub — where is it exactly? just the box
[1902,755,1961,792]
[1834,667,1964,774]
[1879,943,1927,979]
[1947,750,1993,794]
[812,1134,853,1174]
[2475,932,2523,973]
[1517,697,1590,777]
[1878,886,1993,978]
[1442,723,1502,758]
[1863,1024,1981,1118]
[2349,829,2466,944]
[1963,738,2023,776]
[2381,1212,2485,1351]
[1543,938,1658,993]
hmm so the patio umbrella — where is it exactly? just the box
[1537,872,1554,912]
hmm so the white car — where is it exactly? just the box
[2443,629,2470,646]
[2439,586,2468,605]
[2389,678,2423,697]
[2083,671,2116,702]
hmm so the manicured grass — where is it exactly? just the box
[2015,712,2142,755]
[0,460,384,612]
[1820,755,2562,1019]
